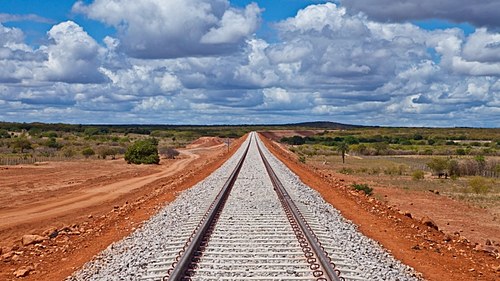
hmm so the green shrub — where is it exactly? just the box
[468,176,490,194]
[42,131,58,138]
[281,136,305,145]
[81,147,95,158]
[427,158,448,175]
[12,136,32,153]
[62,148,76,158]
[412,170,425,180]
[45,137,62,149]
[352,183,373,195]
[420,149,434,155]
[124,138,159,164]
[0,129,11,138]
[98,146,118,159]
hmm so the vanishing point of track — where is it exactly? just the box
[147,132,346,281]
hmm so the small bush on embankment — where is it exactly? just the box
[352,183,373,195]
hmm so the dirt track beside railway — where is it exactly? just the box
[0,137,243,281]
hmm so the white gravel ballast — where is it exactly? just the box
[67,133,423,281]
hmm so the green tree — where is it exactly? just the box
[42,131,58,138]
[426,158,448,175]
[12,136,32,153]
[353,143,367,155]
[124,138,159,164]
[44,137,62,149]
[84,127,100,137]
[337,142,349,164]
[281,136,305,145]
[0,129,10,138]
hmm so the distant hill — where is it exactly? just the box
[283,121,361,129]
[0,120,361,132]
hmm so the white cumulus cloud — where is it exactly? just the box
[73,0,261,58]
[37,21,107,83]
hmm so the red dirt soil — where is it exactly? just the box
[259,132,499,281]
[186,136,225,149]
[0,136,245,281]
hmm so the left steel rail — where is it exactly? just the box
[165,135,251,281]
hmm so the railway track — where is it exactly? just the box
[140,132,360,281]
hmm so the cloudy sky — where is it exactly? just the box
[0,0,499,127]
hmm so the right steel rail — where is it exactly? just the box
[256,135,344,281]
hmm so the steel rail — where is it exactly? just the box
[166,136,251,281]
[255,135,344,281]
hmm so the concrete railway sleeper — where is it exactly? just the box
[163,132,344,281]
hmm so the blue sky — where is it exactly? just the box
[0,0,498,126]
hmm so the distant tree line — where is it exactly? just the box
[280,134,499,156]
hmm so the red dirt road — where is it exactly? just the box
[0,138,238,280]
[0,151,199,232]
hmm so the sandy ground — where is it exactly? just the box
[0,138,234,280]
[260,133,499,281]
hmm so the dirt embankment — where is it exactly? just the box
[186,136,225,149]
[259,132,499,281]
[0,136,246,281]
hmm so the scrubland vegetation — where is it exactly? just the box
[280,127,500,211]
[0,122,260,165]
[1,122,498,210]
[0,122,324,164]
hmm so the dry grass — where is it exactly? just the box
[309,154,500,215]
